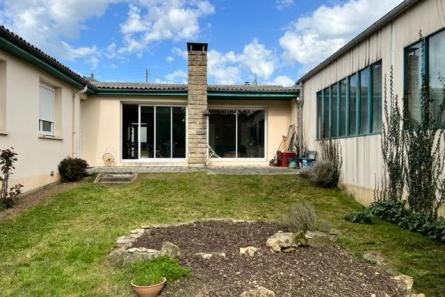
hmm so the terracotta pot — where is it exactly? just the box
[131,277,166,297]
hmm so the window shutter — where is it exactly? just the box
[39,85,55,122]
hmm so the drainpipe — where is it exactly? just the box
[297,82,304,155]
[73,85,88,158]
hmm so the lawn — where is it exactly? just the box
[0,173,444,297]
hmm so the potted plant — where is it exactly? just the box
[131,274,166,297]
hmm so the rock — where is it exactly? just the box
[391,274,414,292]
[240,287,275,297]
[160,241,180,258]
[363,251,387,267]
[266,231,297,252]
[240,246,260,257]
[406,294,426,297]
[194,252,226,260]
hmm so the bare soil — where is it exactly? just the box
[133,220,403,297]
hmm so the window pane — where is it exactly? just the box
[372,62,383,133]
[39,85,55,122]
[349,74,357,135]
[331,84,338,138]
[156,106,172,158]
[122,105,139,159]
[323,88,329,138]
[316,91,323,139]
[237,109,265,158]
[406,42,422,125]
[140,106,154,158]
[172,107,186,158]
[209,109,236,158]
[360,68,370,134]
[429,31,445,127]
[40,120,52,133]
[339,79,347,137]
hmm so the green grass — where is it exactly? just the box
[130,257,190,286]
[0,173,444,296]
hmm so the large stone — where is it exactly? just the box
[240,246,260,257]
[240,287,275,297]
[391,274,414,291]
[266,231,297,252]
[194,252,226,260]
[160,241,180,258]
[363,251,387,267]
[406,294,426,297]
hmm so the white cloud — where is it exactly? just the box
[207,50,241,84]
[269,75,295,87]
[276,0,294,10]
[154,69,187,84]
[0,0,117,67]
[279,0,403,68]
[118,0,215,55]
[166,56,175,63]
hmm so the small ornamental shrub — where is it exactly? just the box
[285,201,317,232]
[345,210,374,224]
[0,147,23,208]
[130,257,190,286]
[309,160,339,188]
[58,157,88,182]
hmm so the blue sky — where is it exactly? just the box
[0,0,402,85]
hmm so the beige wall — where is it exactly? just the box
[81,97,294,167]
[0,50,78,192]
[208,99,293,166]
[301,0,445,204]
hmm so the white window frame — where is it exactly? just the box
[121,103,188,162]
[39,84,55,135]
[207,106,268,161]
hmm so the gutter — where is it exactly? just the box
[73,85,88,158]
[296,0,421,84]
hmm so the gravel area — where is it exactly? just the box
[132,221,403,297]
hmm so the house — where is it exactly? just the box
[0,29,298,192]
[297,0,445,205]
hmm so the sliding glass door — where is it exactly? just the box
[208,108,265,159]
[122,104,186,160]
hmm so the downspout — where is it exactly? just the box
[73,85,88,158]
[297,82,304,156]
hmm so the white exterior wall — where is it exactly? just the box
[302,0,445,204]
[0,50,78,192]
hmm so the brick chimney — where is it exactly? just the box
[187,42,208,166]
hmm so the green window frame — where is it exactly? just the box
[315,60,383,140]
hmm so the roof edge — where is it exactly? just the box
[296,0,421,84]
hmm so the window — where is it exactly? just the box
[122,104,186,160]
[209,108,265,158]
[39,84,55,135]
[359,68,370,134]
[316,61,382,139]
[429,30,445,126]
[372,62,383,133]
[339,79,347,137]
[349,74,358,136]
[406,42,422,125]
[331,83,338,137]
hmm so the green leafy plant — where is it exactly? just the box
[345,210,374,224]
[58,157,89,182]
[130,257,190,286]
[285,201,317,232]
[0,147,23,208]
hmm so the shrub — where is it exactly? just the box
[130,257,190,286]
[345,210,374,224]
[285,201,317,232]
[0,147,23,208]
[369,200,445,243]
[58,157,88,182]
[309,160,339,188]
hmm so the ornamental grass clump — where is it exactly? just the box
[285,201,317,233]
[309,139,343,188]
[130,257,190,286]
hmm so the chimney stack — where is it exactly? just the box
[187,42,208,166]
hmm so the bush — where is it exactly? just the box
[0,147,23,208]
[285,201,317,232]
[309,160,339,188]
[345,210,374,224]
[369,200,445,243]
[130,257,190,286]
[58,157,88,182]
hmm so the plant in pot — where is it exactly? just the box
[130,257,190,297]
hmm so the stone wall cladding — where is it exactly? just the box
[187,50,208,166]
